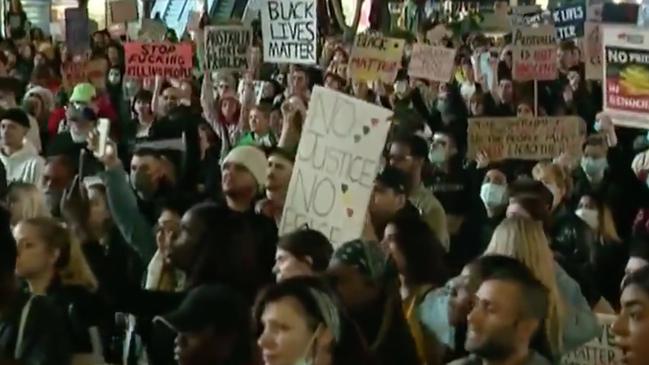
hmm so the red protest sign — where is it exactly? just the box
[124,42,193,79]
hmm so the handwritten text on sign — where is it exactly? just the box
[584,22,602,80]
[552,3,585,40]
[349,34,405,83]
[205,26,251,71]
[261,0,317,64]
[408,44,457,82]
[513,25,558,81]
[279,86,392,247]
[467,117,585,161]
[561,314,622,365]
[124,43,193,79]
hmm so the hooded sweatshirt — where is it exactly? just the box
[0,142,45,186]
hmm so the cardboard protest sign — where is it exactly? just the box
[65,8,90,55]
[603,26,649,128]
[204,25,251,71]
[139,19,166,42]
[467,117,585,161]
[110,0,138,24]
[238,80,267,104]
[408,44,456,82]
[124,43,193,79]
[260,0,317,64]
[552,3,586,40]
[561,314,622,365]
[349,34,405,83]
[584,22,602,80]
[279,86,392,246]
[513,25,558,81]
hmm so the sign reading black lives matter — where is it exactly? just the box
[279,87,392,247]
[261,0,317,64]
[204,25,251,72]
[552,2,586,40]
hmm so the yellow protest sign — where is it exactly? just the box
[349,33,404,83]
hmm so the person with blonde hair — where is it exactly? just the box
[486,217,599,360]
[6,182,50,226]
[13,216,104,364]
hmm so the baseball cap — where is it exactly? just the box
[375,166,408,195]
[155,285,248,333]
[69,83,96,103]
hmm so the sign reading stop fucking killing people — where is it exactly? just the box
[124,42,193,79]
[261,0,317,64]
[604,26,649,128]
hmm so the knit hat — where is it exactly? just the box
[0,108,30,129]
[222,146,268,190]
[69,83,97,103]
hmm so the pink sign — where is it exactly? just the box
[124,42,193,79]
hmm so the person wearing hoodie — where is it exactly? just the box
[0,108,44,186]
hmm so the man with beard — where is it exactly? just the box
[257,148,294,224]
[450,257,551,365]
[221,145,278,287]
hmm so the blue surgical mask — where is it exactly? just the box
[593,120,601,132]
[428,147,446,164]
[581,157,607,177]
[480,183,508,210]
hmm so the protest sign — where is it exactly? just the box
[124,43,193,79]
[561,314,622,365]
[279,86,392,246]
[260,0,317,64]
[349,34,405,83]
[65,8,90,55]
[510,5,545,26]
[139,19,166,42]
[238,79,267,104]
[584,22,602,80]
[86,59,108,90]
[552,3,586,40]
[204,25,251,71]
[408,44,456,82]
[603,26,649,128]
[513,25,558,81]
[62,59,109,91]
[110,0,138,24]
[467,117,585,161]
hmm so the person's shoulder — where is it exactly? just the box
[447,356,479,365]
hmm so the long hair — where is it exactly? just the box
[486,217,565,354]
[21,217,98,291]
[587,194,621,244]
[254,277,373,365]
[7,183,50,225]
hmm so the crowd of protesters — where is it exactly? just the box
[0,0,649,364]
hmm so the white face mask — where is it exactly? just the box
[480,183,508,210]
[576,208,599,230]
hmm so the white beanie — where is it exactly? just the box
[223,146,268,190]
[24,86,54,112]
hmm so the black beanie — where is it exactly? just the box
[0,108,30,129]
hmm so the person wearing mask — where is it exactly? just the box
[256,276,374,365]
[388,133,450,249]
[41,155,75,217]
[12,217,105,362]
[0,108,44,185]
[46,106,101,174]
[273,228,333,281]
[382,211,447,365]
[449,256,552,365]
[155,285,253,365]
[257,148,294,224]
[52,83,117,139]
[477,168,508,249]
[611,266,649,365]
[0,77,41,151]
[327,240,421,365]
[574,193,626,309]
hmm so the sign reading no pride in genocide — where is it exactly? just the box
[561,314,622,365]
[124,43,193,79]
[408,44,457,82]
[261,0,317,64]
[513,25,558,81]
[467,117,585,161]
[205,26,251,71]
[603,26,649,129]
[349,33,405,83]
[279,86,393,247]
